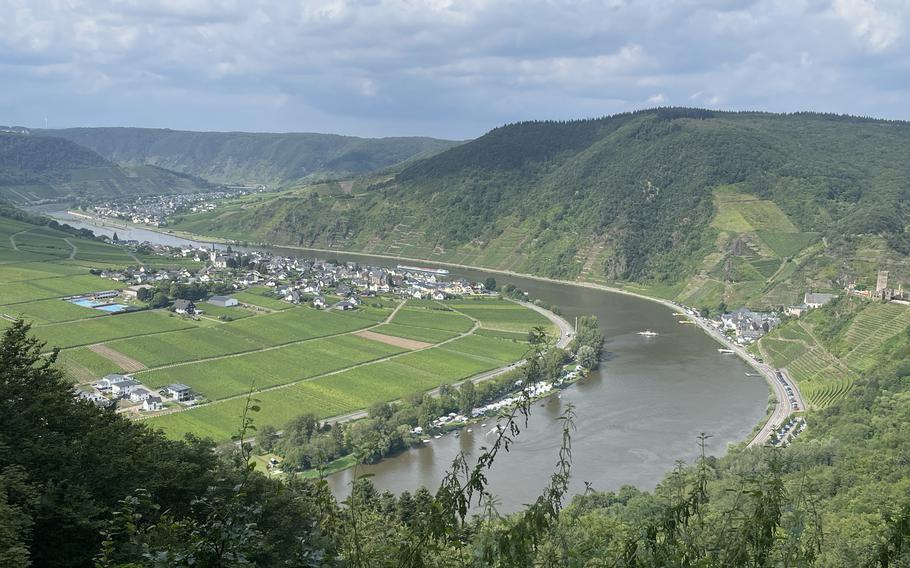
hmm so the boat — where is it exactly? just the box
[397,264,450,276]
[718,348,735,354]
[637,330,659,337]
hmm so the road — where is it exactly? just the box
[675,309,805,447]
[514,299,574,348]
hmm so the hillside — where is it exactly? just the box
[0,132,218,204]
[43,127,461,187]
[166,109,910,309]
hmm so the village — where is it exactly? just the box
[83,190,251,227]
[70,240,498,414]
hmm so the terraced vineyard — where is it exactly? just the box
[841,303,910,371]
[762,301,910,409]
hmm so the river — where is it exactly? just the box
[42,210,769,513]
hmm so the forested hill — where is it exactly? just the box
[170,109,910,309]
[0,132,217,205]
[43,127,461,187]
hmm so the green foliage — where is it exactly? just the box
[0,133,216,204]
[46,127,458,186]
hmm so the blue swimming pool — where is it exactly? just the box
[69,298,130,313]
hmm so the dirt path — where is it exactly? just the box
[89,343,147,373]
[63,238,78,259]
[9,228,31,251]
[355,329,431,350]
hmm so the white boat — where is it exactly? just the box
[637,330,659,337]
[397,264,450,275]
[718,348,735,354]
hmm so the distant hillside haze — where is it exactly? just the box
[168,108,910,308]
[43,127,461,187]
[0,132,217,204]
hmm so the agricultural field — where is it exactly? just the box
[0,274,117,306]
[389,305,474,333]
[761,301,910,410]
[106,307,375,368]
[231,287,296,310]
[57,347,126,383]
[138,334,405,400]
[370,323,459,343]
[0,216,560,445]
[3,298,107,325]
[32,310,196,349]
[445,298,553,333]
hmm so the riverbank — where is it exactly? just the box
[46,211,782,449]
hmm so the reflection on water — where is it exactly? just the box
[43,209,768,513]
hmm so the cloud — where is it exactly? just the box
[1,0,910,138]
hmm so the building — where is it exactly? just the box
[142,396,164,411]
[129,388,154,403]
[208,295,238,308]
[165,383,193,402]
[122,284,153,299]
[804,292,836,309]
[173,299,196,315]
[109,377,141,396]
[876,270,890,293]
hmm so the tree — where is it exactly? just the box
[484,277,497,291]
[136,286,152,302]
[149,292,170,309]
[256,424,279,453]
[458,381,477,413]
[112,231,119,242]
[577,345,598,369]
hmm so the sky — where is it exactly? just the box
[2,0,909,139]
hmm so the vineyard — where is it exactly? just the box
[762,301,910,410]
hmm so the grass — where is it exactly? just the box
[108,308,375,368]
[711,187,798,234]
[370,323,459,343]
[0,274,118,306]
[57,347,126,383]
[196,303,255,320]
[755,231,819,257]
[390,306,474,333]
[3,298,107,325]
[33,311,196,350]
[137,334,405,400]
[445,299,553,333]
[441,334,529,364]
[232,287,295,310]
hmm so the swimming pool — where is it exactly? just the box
[68,298,130,313]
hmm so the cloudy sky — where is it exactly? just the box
[2,0,909,139]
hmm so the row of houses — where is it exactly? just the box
[89,375,195,412]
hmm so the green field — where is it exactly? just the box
[445,299,553,333]
[0,274,117,306]
[137,334,405,400]
[390,306,474,333]
[0,217,557,445]
[57,347,126,383]
[231,287,295,310]
[107,307,375,368]
[3,298,107,325]
[33,310,196,349]
[370,323,459,343]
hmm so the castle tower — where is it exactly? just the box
[876,270,889,293]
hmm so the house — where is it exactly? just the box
[284,290,301,304]
[129,388,154,403]
[432,290,447,301]
[74,389,111,408]
[313,296,326,309]
[337,300,357,310]
[165,383,193,402]
[804,292,836,309]
[142,396,164,411]
[173,299,196,315]
[110,377,141,396]
[122,284,153,299]
[208,295,239,308]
